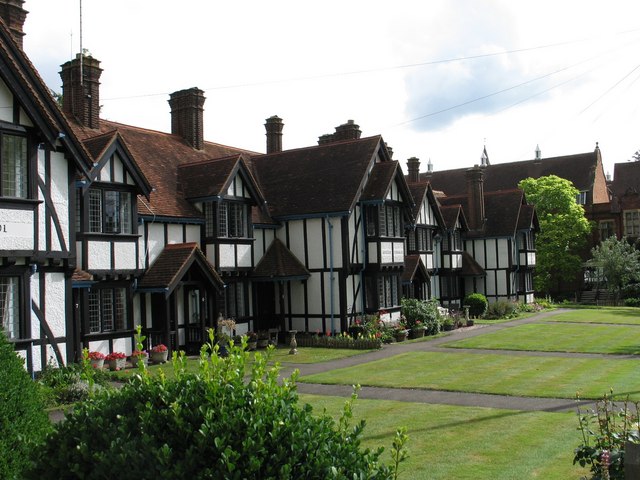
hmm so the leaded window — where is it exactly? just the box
[0,277,19,339]
[624,211,640,237]
[87,188,132,234]
[224,282,246,319]
[1,134,27,198]
[218,202,247,238]
[377,275,399,308]
[88,287,128,333]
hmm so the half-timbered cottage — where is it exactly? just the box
[0,7,94,371]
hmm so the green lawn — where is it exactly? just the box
[549,307,640,325]
[300,351,640,400]
[443,322,640,354]
[300,394,587,480]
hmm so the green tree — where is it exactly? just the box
[27,337,407,479]
[588,236,640,301]
[0,330,51,479]
[518,175,592,294]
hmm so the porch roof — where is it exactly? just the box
[460,251,486,277]
[252,238,310,282]
[401,254,429,284]
[137,243,224,297]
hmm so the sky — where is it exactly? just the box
[22,1,640,178]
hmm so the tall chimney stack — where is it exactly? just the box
[265,115,283,154]
[466,165,485,231]
[168,88,205,150]
[59,53,103,129]
[407,157,420,183]
[0,0,27,49]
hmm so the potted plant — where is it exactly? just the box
[150,344,168,364]
[130,349,148,367]
[246,331,258,351]
[409,320,426,339]
[393,323,409,342]
[257,331,270,349]
[88,351,105,369]
[105,352,126,371]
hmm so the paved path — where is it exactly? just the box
[281,309,631,413]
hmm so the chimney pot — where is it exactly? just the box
[0,0,27,49]
[407,157,420,183]
[59,53,103,129]
[168,88,206,150]
[265,115,284,154]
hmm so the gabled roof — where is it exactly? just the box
[611,162,640,199]
[177,153,265,206]
[406,181,445,227]
[424,149,601,197]
[69,119,258,219]
[460,251,486,277]
[0,18,92,174]
[248,136,387,218]
[401,254,429,283]
[137,243,223,297]
[252,238,310,281]
[438,203,468,231]
[83,130,152,197]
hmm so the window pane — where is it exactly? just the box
[114,288,127,330]
[88,291,100,333]
[218,203,228,237]
[378,206,387,237]
[366,207,376,237]
[89,190,102,233]
[75,189,82,233]
[104,191,120,233]
[120,192,132,234]
[205,202,215,237]
[0,277,19,339]
[2,135,27,198]
[101,289,114,331]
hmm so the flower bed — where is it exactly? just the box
[296,332,382,350]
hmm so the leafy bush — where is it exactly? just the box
[463,293,488,318]
[0,330,51,479]
[37,357,112,407]
[401,298,441,335]
[574,391,639,480]
[27,335,406,479]
[485,300,519,319]
[624,297,640,308]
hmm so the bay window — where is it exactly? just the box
[88,287,128,333]
[1,133,28,198]
[87,188,132,234]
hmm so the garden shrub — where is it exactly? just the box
[463,293,488,318]
[485,300,519,319]
[0,330,51,480]
[27,336,406,479]
[37,361,109,406]
[624,297,640,308]
[574,391,638,480]
[401,298,441,335]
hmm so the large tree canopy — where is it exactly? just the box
[518,175,592,295]
[588,236,640,299]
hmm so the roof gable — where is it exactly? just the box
[253,238,310,281]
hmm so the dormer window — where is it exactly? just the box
[576,191,588,205]
[218,202,247,238]
[0,133,28,199]
[87,188,133,234]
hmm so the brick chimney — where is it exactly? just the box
[466,165,485,231]
[265,115,283,153]
[407,157,420,183]
[318,120,361,145]
[168,88,205,150]
[59,54,102,129]
[0,0,27,49]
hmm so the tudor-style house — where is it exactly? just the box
[0,5,94,371]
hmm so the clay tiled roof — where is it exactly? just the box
[424,151,600,197]
[69,119,258,219]
[252,238,310,281]
[0,18,92,173]
[137,243,223,296]
[249,136,385,218]
[401,255,429,283]
[361,161,400,202]
[72,268,94,282]
[611,162,640,198]
[439,204,467,230]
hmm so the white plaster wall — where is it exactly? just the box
[19,107,33,127]
[112,337,130,356]
[0,79,12,122]
[485,271,496,296]
[30,273,40,339]
[288,221,305,264]
[206,247,217,268]
[485,239,497,268]
[147,223,165,264]
[292,318,306,331]
[307,272,323,314]
[289,280,305,313]
[308,318,323,333]
[49,151,70,251]
[497,271,508,297]
[87,241,111,270]
[380,242,393,263]
[166,224,183,245]
[219,244,235,268]
[114,242,136,270]
[393,241,404,263]
[237,244,252,268]
[497,238,509,268]
[0,208,34,250]
[113,154,124,183]
[88,339,110,355]
[45,343,67,367]
[99,159,112,182]
[132,293,141,328]
[45,273,66,337]
[368,241,378,264]
[306,219,324,269]
[30,346,42,371]
[185,225,200,244]
[76,240,83,266]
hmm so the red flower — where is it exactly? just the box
[151,344,168,353]
[131,349,148,357]
[88,351,105,360]
[326,331,331,337]
[355,318,361,325]
[105,352,126,361]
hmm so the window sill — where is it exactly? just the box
[79,232,141,240]
[0,198,43,210]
